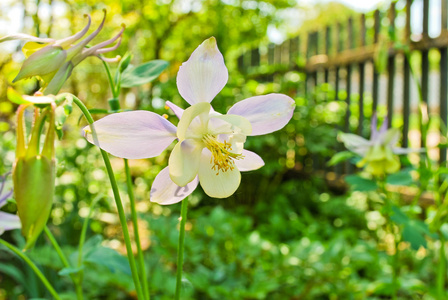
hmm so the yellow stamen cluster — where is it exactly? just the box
[203,134,243,175]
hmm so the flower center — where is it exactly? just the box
[203,134,243,175]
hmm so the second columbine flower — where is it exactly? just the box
[84,37,295,204]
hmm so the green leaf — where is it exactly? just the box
[402,222,427,250]
[121,60,169,87]
[386,170,413,186]
[390,206,409,225]
[84,246,132,275]
[327,151,355,166]
[58,266,84,276]
[344,175,378,192]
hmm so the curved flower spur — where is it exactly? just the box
[84,37,296,204]
[0,10,124,95]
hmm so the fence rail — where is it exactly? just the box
[238,0,448,167]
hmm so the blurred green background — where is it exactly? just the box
[0,0,441,299]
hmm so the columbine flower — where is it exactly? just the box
[84,37,295,204]
[0,10,124,95]
[339,115,410,177]
[13,99,56,249]
[0,172,21,236]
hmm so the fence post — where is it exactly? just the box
[387,2,396,128]
[402,0,412,148]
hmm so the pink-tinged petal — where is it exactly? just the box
[235,150,265,171]
[0,212,21,234]
[83,111,177,159]
[227,94,296,136]
[208,114,252,136]
[176,37,228,105]
[338,133,371,156]
[165,101,184,119]
[150,167,199,205]
[169,139,203,186]
[198,150,241,198]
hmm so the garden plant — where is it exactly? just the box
[1,2,448,300]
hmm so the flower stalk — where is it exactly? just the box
[175,197,189,300]
[72,96,145,299]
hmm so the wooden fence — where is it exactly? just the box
[237,0,448,167]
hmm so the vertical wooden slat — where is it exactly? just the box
[372,9,380,113]
[237,54,244,72]
[358,14,366,136]
[344,18,353,134]
[251,48,260,67]
[402,0,412,148]
[335,23,342,101]
[421,0,430,148]
[289,36,299,67]
[335,23,342,175]
[345,18,353,173]
[387,2,396,128]
[324,26,331,83]
[440,0,448,163]
[268,43,275,65]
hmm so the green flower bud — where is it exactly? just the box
[13,102,56,250]
[13,45,66,83]
[2,10,124,95]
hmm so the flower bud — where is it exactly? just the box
[1,10,124,95]
[13,102,56,250]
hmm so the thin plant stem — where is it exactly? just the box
[101,59,118,98]
[175,198,189,300]
[438,232,447,298]
[125,159,150,300]
[78,195,102,267]
[44,226,83,300]
[75,194,102,299]
[378,178,399,299]
[0,239,61,300]
[72,96,145,300]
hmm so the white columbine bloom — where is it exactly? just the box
[84,37,295,204]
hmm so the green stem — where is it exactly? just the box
[175,198,189,300]
[0,239,61,300]
[378,178,399,299]
[101,60,119,98]
[438,232,447,298]
[125,159,150,300]
[72,96,145,300]
[44,227,83,300]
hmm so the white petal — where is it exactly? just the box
[0,212,21,233]
[84,111,177,159]
[338,133,371,156]
[165,101,184,119]
[150,167,199,205]
[235,150,265,171]
[227,94,296,136]
[382,128,400,147]
[177,102,211,140]
[209,114,252,136]
[198,150,241,198]
[176,37,228,105]
[169,139,203,187]
[393,147,424,154]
